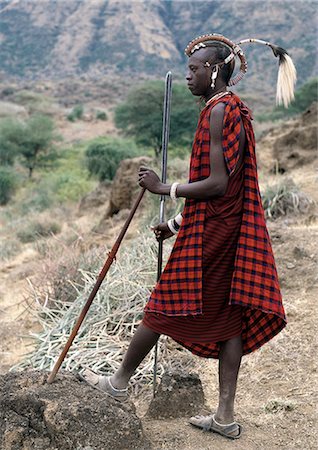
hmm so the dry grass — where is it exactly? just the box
[261,177,315,219]
[12,232,192,393]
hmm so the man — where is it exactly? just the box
[82,34,295,440]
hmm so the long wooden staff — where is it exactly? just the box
[153,71,172,397]
[47,187,146,384]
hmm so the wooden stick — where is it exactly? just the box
[47,188,146,384]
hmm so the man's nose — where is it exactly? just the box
[186,71,192,81]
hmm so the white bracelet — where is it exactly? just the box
[167,219,179,235]
[170,182,179,201]
[174,213,183,226]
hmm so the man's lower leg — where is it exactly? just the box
[111,323,160,389]
[215,334,242,424]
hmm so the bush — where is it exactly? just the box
[17,219,61,243]
[85,137,139,181]
[67,105,84,122]
[96,110,108,121]
[0,166,18,205]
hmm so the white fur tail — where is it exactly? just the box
[276,53,297,108]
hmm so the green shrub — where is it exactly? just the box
[67,105,84,122]
[96,110,108,121]
[85,137,139,181]
[17,219,61,243]
[0,166,18,205]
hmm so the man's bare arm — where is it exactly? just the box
[139,103,229,199]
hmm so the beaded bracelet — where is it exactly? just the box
[167,219,179,235]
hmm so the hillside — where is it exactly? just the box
[0,0,317,104]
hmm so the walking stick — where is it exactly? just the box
[47,187,146,384]
[153,71,172,397]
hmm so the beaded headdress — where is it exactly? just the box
[185,33,297,108]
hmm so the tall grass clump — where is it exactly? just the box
[13,233,191,391]
[261,178,314,219]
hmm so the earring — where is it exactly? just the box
[211,66,219,89]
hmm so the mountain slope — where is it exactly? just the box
[0,0,316,100]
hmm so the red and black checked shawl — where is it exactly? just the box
[144,92,287,355]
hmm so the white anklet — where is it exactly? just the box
[108,377,128,392]
[212,414,236,427]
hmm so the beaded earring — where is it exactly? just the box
[211,66,219,89]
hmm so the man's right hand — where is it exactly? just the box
[151,222,174,241]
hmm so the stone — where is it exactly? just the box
[0,370,150,450]
[146,371,206,419]
[107,156,153,217]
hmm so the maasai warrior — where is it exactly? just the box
[82,34,296,440]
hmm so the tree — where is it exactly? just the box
[0,114,58,178]
[0,166,17,205]
[85,137,139,181]
[21,114,59,178]
[0,118,25,166]
[115,81,200,156]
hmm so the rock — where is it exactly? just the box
[258,102,317,173]
[146,371,206,419]
[0,370,150,450]
[107,156,153,217]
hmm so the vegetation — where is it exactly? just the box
[85,137,140,181]
[257,78,318,122]
[96,110,108,121]
[67,105,84,122]
[0,166,18,205]
[17,219,61,243]
[13,233,191,390]
[115,81,200,156]
[0,118,24,165]
[0,114,59,178]
[261,178,314,219]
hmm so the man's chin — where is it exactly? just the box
[188,87,201,97]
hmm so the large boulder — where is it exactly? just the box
[0,371,150,450]
[107,156,153,217]
[257,102,317,173]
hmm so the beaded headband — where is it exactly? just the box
[185,33,297,107]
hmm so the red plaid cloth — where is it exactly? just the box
[144,92,286,355]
